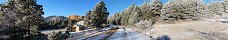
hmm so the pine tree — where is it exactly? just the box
[161,0,205,23]
[205,1,228,19]
[140,1,149,10]
[84,10,93,28]
[120,4,140,25]
[108,12,123,25]
[108,0,163,26]
[85,1,109,28]
[0,0,47,40]
[150,0,163,11]
[225,0,228,13]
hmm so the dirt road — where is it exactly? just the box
[153,21,228,40]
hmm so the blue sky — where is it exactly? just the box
[0,0,216,17]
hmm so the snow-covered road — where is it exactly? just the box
[108,28,152,40]
[107,29,128,40]
[41,26,152,40]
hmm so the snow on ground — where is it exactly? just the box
[153,21,228,40]
[86,29,117,40]
[68,28,115,40]
[68,29,99,39]
[107,29,128,40]
[203,19,228,22]
[125,28,152,40]
[41,28,67,35]
[108,28,152,40]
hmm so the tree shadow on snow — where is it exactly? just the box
[157,35,170,40]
